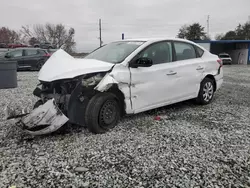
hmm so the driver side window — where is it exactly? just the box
[138,41,172,64]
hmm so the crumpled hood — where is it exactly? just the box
[38,49,114,82]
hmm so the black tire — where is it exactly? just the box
[85,93,121,134]
[36,61,44,71]
[33,100,43,109]
[196,77,215,105]
[34,45,39,48]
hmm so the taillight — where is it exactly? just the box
[44,53,51,57]
[217,59,223,67]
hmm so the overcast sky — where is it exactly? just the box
[0,0,249,52]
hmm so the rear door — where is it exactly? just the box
[171,41,205,98]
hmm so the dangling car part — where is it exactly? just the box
[5,99,68,135]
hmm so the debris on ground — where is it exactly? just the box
[0,66,250,187]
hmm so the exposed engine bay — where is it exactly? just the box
[33,72,108,125]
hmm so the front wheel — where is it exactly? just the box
[196,77,215,105]
[85,93,121,134]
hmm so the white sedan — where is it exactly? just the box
[9,38,223,135]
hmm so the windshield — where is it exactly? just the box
[84,41,145,63]
[219,54,230,58]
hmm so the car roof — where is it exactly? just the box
[11,47,47,50]
[121,37,194,43]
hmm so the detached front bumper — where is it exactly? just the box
[6,99,69,135]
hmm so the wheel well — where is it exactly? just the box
[204,74,216,91]
[106,84,126,116]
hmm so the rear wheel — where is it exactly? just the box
[85,93,121,134]
[196,77,215,105]
[36,61,44,71]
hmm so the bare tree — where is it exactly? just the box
[20,23,76,52]
[0,27,20,44]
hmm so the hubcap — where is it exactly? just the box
[203,82,214,102]
[99,100,117,127]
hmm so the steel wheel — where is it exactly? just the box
[85,93,121,134]
[99,100,117,128]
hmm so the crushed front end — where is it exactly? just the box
[5,72,107,135]
[32,73,106,128]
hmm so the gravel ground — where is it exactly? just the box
[0,66,250,188]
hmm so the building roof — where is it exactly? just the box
[194,40,250,44]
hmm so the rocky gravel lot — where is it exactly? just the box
[0,66,250,188]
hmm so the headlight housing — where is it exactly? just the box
[81,73,104,87]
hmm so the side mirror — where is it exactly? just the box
[130,57,153,68]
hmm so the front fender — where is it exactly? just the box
[67,83,96,126]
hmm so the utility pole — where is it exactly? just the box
[207,15,210,36]
[99,19,102,47]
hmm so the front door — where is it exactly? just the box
[129,41,179,113]
[7,49,24,69]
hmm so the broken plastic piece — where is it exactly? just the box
[154,116,161,121]
[6,99,69,136]
[5,105,30,120]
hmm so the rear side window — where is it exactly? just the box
[174,42,196,61]
[25,49,38,56]
[38,50,47,55]
[195,46,204,57]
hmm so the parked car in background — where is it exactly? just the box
[24,38,223,135]
[0,43,7,48]
[47,49,58,54]
[34,42,55,49]
[0,48,51,70]
[219,53,232,65]
[7,42,29,48]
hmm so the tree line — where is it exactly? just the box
[0,23,75,53]
[177,21,250,41]
[1,20,250,53]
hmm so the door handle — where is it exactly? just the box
[196,66,204,70]
[166,71,177,76]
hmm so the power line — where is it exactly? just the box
[207,15,210,35]
[99,19,102,47]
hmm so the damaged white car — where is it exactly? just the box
[7,38,223,135]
